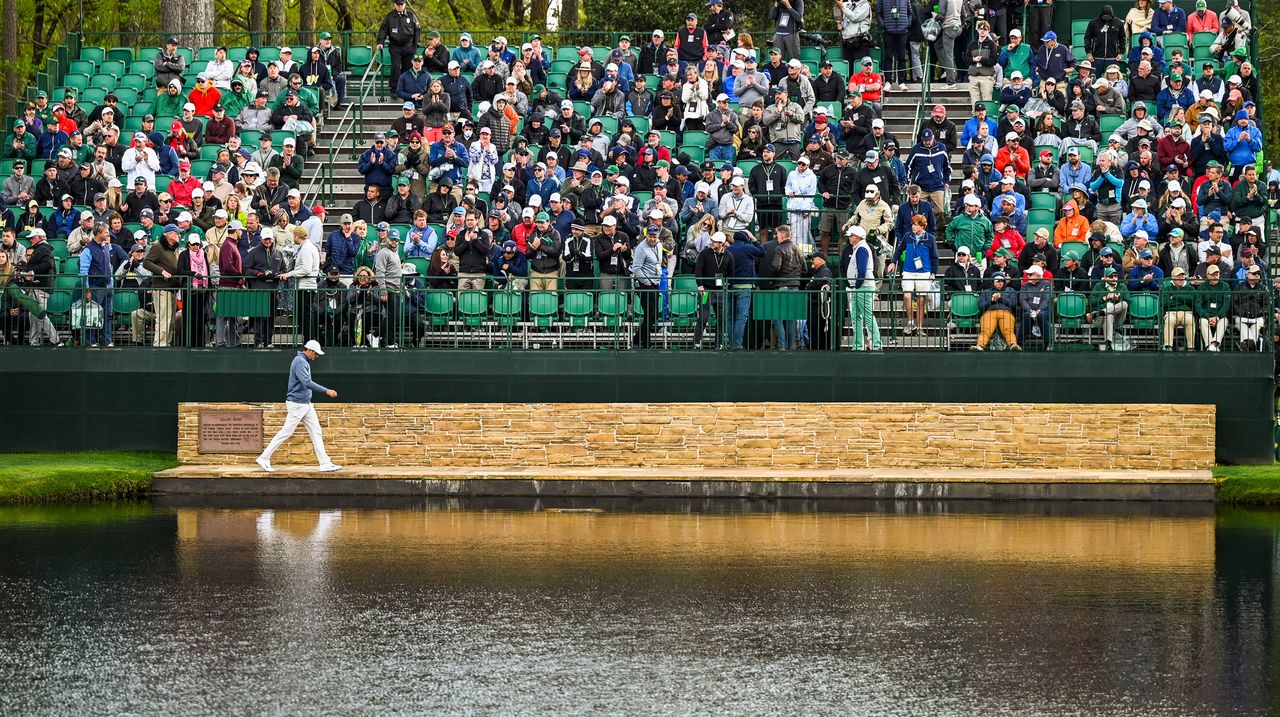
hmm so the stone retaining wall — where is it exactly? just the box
[177,402,1216,470]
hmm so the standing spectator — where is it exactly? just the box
[705,94,739,162]
[154,37,186,90]
[1085,5,1126,65]
[1152,0,1187,43]
[243,228,286,347]
[358,133,398,197]
[887,214,939,336]
[905,129,950,219]
[966,21,1000,104]
[143,225,182,346]
[376,0,422,97]
[1026,0,1055,52]
[630,226,664,348]
[785,156,818,251]
[706,0,736,45]
[317,33,348,106]
[843,225,881,350]
[836,0,874,68]
[1186,0,1219,41]
[676,14,708,64]
[769,0,805,63]
[879,0,912,91]
[933,0,964,89]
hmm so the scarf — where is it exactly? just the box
[188,247,209,289]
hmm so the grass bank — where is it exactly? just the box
[1214,465,1280,505]
[0,452,179,504]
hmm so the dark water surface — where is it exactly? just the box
[0,498,1276,716]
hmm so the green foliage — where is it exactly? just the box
[0,451,178,504]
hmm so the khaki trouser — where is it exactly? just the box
[969,75,995,104]
[924,190,947,219]
[977,309,1017,348]
[1199,317,1226,348]
[151,289,175,347]
[458,274,486,291]
[131,307,155,344]
[529,271,559,292]
[1162,310,1193,348]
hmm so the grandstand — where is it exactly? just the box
[0,0,1273,354]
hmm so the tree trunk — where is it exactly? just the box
[161,0,183,41]
[249,0,264,37]
[2,0,17,106]
[559,0,578,29]
[183,0,215,46]
[299,0,315,45]
[529,0,548,29]
[266,0,286,45]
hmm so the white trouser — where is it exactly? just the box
[260,401,332,465]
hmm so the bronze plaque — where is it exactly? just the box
[198,410,264,453]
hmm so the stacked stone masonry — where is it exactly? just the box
[178,403,1216,471]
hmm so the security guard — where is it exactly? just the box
[376,0,421,96]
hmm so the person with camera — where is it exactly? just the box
[835,0,873,68]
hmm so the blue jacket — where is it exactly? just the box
[1128,33,1166,73]
[980,286,1017,313]
[1223,125,1262,168]
[358,146,398,187]
[50,207,78,237]
[960,117,997,147]
[395,69,432,102]
[1156,84,1193,121]
[1035,43,1074,84]
[488,249,528,286]
[998,85,1032,109]
[157,144,181,178]
[990,204,1027,236]
[525,175,561,205]
[1119,211,1158,240]
[452,36,483,73]
[1127,263,1164,292]
[428,139,470,185]
[286,352,329,404]
[1151,7,1186,35]
[727,240,765,285]
[878,0,911,34]
[1059,161,1092,196]
[325,229,361,273]
[893,231,939,274]
[905,142,950,191]
[79,239,127,288]
[440,74,472,116]
[37,130,68,161]
[895,199,936,240]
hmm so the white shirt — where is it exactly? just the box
[292,240,321,289]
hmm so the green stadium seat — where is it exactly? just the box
[199,144,224,161]
[1059,241,1088,259]
[597,291,629,327]
[227,47,248,62]
[1099,114,1124,136]
[69,60,96,75]
[347,46,373,74]
[628,116,650,135]
[491,289,522,328]
[555,46,581,62]
[80,47,107,65]
[682,130,708,148]
[270,130,296,146]
[113,87,139,106]
[196,47,219,62]
[563,291,594,328]
[99,60,126,77]
[572,100,591,117]
[106,47,134,64]
[656,129,676,147]
[137,47,160,63]
[177,48,194,64]
[673,274,697,292]
[948,292,979,329]
[680,146,705,163]
[55,274,81,290]
[667,291,697,329]
[425,290,454,326]
[1028,208,1056,226]
[529,291,559,327]
[458,290,488,327]
[830,60,850,78]
[62,73,91,93]
[800,46,823,64]
[81,87,107,106]
[1107,242,1124,258]
[113,290,140,320]
[45,291,72,325]
[90,74,118,91]
[190,160,213,177]
[405,257,430,276]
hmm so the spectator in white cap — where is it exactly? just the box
[256,339,341,473]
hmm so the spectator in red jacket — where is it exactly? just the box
[994,132,1030,179]
[187,75,223,118]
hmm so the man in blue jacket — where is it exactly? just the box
[1152,0,1187,41]
[878,0,911,90]
[256,339,341,473]
[78,222,127,347]
[395,53,431,107]
[358,133,398,197]
[905,129,950,219]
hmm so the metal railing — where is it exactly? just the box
[5,273,1272,354]
[303,55,383,208]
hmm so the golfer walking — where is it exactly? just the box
[256,339,342,472]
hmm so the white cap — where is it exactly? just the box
[1167,180,1182,191]
[549,192,562,202]
[1009,71,1022,80]
[80,210,94,220]
[615,175,630,186]
[1005,132,1019,141]
[796,155,810,165]
[846,225,867,238]
[606,62,618,72]
[602,215,617,226]
[871,118,884,128]
[787,58,803,69]
[1200,89,1214,99]
[448,60,460,70]
[730,176,745,187]
[177,211,193,223]
[303,339,324,355]
[652,29,664,38]
[1171,197,1186,208]
[716,93,729,102]
[710,232,726,244]
[963,194,981,206]
[955,245,970,255]
[191,188,204,197]
[1009,28,1021,37]
[961,179,975,188]
[260,227,273,240]
[1134,230,1149,239]
[133,230,147,240]
[649,209,663,220]
[1025,264,1043,275]
[183,102,196,111]
[694,181,711,194]
[287,188,301,198]
[521,207,535,217]
[1132,198,1148,209]
[214,209,228,219]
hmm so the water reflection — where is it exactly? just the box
[0,501,1275,716]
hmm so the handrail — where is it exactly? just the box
[911,44,932,151]
[303,55,382,208]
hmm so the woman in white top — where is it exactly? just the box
[1124,0,1155,42]
[205,47,236,90]
[680,65,709,131]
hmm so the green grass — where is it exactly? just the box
[1214,464,1280,505]
[0,452,179,504]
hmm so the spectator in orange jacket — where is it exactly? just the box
[994,132,1030,179]
[188,75,223,118]
[1053,200,1091,246]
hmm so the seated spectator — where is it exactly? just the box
[1195,264,1230,350]
[970,272,1020,351]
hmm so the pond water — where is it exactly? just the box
[0,498,1276,715]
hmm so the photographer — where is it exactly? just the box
[835,0,873,67]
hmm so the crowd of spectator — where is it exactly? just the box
[0,0,1273,352]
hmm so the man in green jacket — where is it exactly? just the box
[1195,264,1231,351]
[946,194,994,261]
[1160,267,1196,350]
[3,120,38,161]
[1088,266,1129,351]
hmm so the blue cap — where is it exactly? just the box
[1235,109,1249,121]
[808,133,822,143]
[920,129,934,140]
[1042,31,1057,41]
[764,143,776,153]
[163,223,179,233]
[1139,249,1153,259]
[720,163,732,171]
[1100,247,1115,257]
[502,240,518,251]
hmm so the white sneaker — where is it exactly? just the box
[318,463,342,472]
[898,83,908,91]
[255,455,274,472]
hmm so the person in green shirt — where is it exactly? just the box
[946,194,994,260]
[154,79,187,121]
[1195,264,1231,351]
[271,75,321,117]
[3,121,38,161]
[1160,267,1196,351]
[220,78,253,120]
[1089,266,1129,350]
